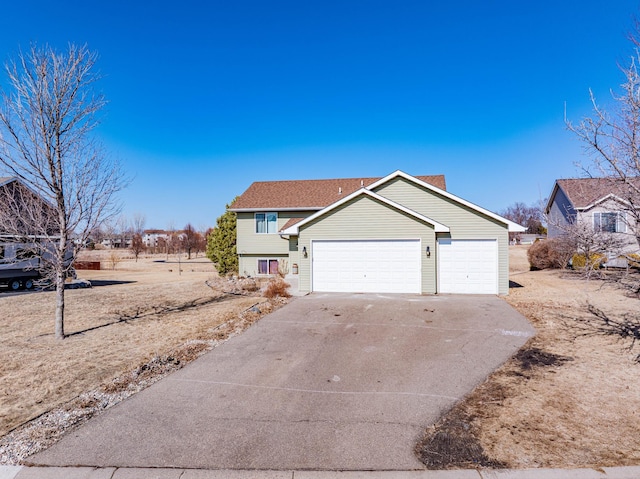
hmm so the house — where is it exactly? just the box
[100,237,132,249]
[545,178,639,253]
[0,176,57,236]
[516,234,547,245]
[0,177,61,289]
[142,229,170,248]
[230,170,524,295]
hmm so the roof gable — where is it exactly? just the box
[370,171,525,232]
[0,177,57,236]
[230,174,446,211]
[280,188,450,234]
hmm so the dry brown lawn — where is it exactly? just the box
[418,245,640,469]
[0,250,260,438]
[3,247,640,469]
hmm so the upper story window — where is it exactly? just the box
[593,212,626,233]
[256,212,278,234]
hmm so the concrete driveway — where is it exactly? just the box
[29,293,534,471]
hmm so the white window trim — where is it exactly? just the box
[255,212,278,234]
[593,211,626,233]
[618,212,628,233]
[257,258,280,276]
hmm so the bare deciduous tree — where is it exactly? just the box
[560,221,627,276]
[165,222,175,259]
[0,44,126,339]
[501,202,545,233]
[182,223,198,259]
[116,214,130,249]
[89,225,106,248]
[194,230,207,258]
[130,233,145,262]
[566,28,640,250]
[501,201,546,243]
[563,22,640,356]
[100,218,117,249]
[131,213,146,236]
[569,304,640,362]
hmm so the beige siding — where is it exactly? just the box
[239,254,289,277]
[237,211,315,255]
[236,211,315,276]
[580,199,639,253]
[297,195,436,293]
[374,177,510,294]
[288,237,300,274]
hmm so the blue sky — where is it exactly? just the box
[1,1,639,229]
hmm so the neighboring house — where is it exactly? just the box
[142,229,170,248]
[100,238,130,249]
[516,234,547,245]
[0,176,56,235]
[230,170,524,295]
[0,176,60,289]
[545,178,639,253]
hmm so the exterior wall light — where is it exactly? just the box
[303,246,308,258]
[426,246,431,257]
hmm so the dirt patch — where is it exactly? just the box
[513,347,573,370]
[416,408,506,470]
[416,245,640,469]
[0,251,290,465]
[417,340,573,469]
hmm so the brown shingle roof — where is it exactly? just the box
[280,217,305,230]
[556,178,640,209]
[231,174,446,210]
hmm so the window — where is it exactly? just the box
[256,212,278,234]
[258,259,279,275]
[593,212,626,233]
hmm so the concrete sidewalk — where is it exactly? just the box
[3,465,640,479]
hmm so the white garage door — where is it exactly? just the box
[438,239,498,294]
[312,240,421,293]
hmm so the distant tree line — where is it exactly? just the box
[87,214,210,260]
[500,201,547,241]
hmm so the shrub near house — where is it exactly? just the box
[207,200,238,275]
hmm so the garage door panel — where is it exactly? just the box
[312,240,421,294]
[438,239,497,294]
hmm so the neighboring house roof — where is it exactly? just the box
[0,176,54,207]
[281,188,450,235]
[0,176,58,236]
[230,175,447,211]
[546,177,640,212]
